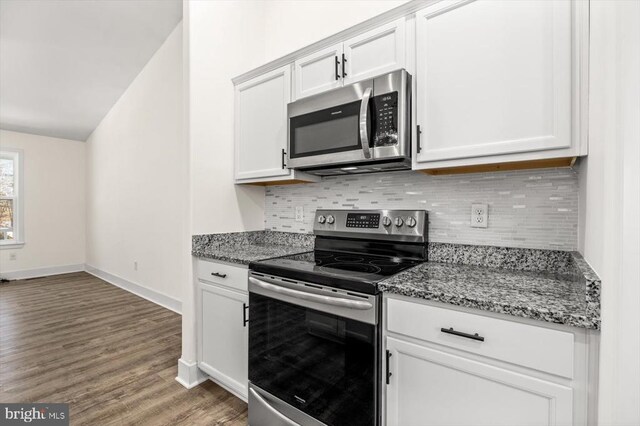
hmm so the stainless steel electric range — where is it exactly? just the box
[247,209,428,426]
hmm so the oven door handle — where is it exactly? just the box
[249,277,373,310]
[359,87,373,159]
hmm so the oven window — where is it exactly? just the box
[249,292,377,426]
[289,100,364,158]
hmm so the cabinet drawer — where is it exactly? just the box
[387,297,574,379]
[197,259,248,292]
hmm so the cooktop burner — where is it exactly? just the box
[250,250,422,295]
[319,262,382,275]
[249,209,428,294]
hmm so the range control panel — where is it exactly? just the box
[346,213,380,229]
[314,209,428,243]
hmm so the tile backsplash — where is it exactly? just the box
[265,168,579,251]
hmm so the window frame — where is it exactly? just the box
[0,148,24,248]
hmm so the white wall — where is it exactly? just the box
[188,1,266,236]
[180,0,269,380]
[579,1,640,424]
[180,0,407,375]
[0,130,85,277]
[86,23,186,311]
[189,0,409,236]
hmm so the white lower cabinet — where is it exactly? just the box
[197,259,249,400]
[384,296,589,426]
[386,337,573,426]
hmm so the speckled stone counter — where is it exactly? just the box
[380,243,601,330]
[192,231,313,265]
[193,234,601,329]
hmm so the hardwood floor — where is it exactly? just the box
[0,272,248,425]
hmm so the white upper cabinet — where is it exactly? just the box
[294,44,343,100]
[293,18,406,100]
[415,0,585,166]
[342,18,406,86]
[235,65,291,181]
[233,1,589,179]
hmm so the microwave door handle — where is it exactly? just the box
[359,87,373,159]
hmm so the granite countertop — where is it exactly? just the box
[379,243,601,330]
[192,232,601,330]
[192,231,313,265]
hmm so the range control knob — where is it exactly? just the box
[382,216,392,227]
[326,215,335,224]
[317,215,326,224]
[394,217,404,227]
[406,217,417,228]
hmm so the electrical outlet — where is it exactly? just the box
[471,203,488,228]
[295,206,304,222]
[9,253,17,261]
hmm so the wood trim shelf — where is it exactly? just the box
[239,179,315,186]
[420,157,577,176]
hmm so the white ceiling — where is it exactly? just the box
[0,0,182,141]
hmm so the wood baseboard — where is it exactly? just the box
[420,157,577,176]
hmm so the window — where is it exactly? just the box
[0,149,23,246]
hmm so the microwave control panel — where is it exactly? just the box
[372,91,398,147]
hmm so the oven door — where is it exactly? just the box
[248,274,379,426]
[287,80,374,169]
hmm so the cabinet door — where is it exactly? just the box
[386,337,573,426]
[235,65,291,180]
[293,43,343,100]
[200,283,248,399]
[343,17,406,85]
[415,0,572,163]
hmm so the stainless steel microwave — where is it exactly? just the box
[287,69,411,176]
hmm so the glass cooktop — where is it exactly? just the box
[249,250,423,295]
